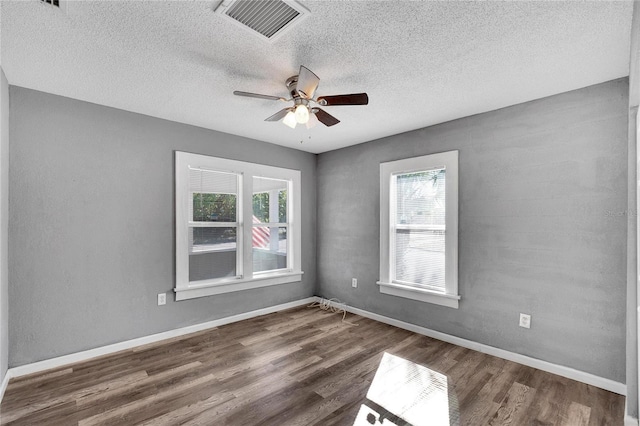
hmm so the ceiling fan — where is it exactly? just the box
[233,66,369,129]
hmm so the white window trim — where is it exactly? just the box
[378,150,460,309]
[175,151,303,301]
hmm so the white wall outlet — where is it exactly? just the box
[352,278,357,288]
[519,313,531,329]
[158,293,167,306]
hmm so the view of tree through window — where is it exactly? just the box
[192,193,236,222]
[252,191,287,223]
[191,193,237,249]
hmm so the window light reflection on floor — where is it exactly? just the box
[353,352,460,426]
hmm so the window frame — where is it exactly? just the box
[378,150,460,309]
[175,151,303,301]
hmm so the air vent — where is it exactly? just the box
[38,0,67,12]
[214,0,309,42]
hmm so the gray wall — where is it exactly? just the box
[8,87,317,366]
[0,68,8,382]
[5,78,632,389]
[316,79,629,383]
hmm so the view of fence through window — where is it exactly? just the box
[252,177,288,273]
[394,168,446,290]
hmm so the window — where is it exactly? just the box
[378,151,459,308]
[175,151,302,301]
[252,177,289,274]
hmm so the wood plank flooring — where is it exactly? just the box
[0,306,625,425]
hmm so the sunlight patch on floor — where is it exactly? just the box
[353,352,459,426]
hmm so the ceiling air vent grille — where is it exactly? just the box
[215,0,309,42]
[38,0,67,12]
[39,0,60,7]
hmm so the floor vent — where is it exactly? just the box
[214,0,309,42]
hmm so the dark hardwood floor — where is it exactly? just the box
[0,305,625,425]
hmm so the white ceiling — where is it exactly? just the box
[0,0,634,154]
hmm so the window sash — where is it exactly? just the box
[251,180,291,274]
[379,150,459,308]
[390,169,447,290]
[188,171,243,281]
[391,227,446,291]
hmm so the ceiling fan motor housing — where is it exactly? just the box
[286,75,311,108]
[286,75,301,99]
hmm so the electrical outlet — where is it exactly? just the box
[158,293,166,306]
[352,278,357,288]
[519,313,531,329]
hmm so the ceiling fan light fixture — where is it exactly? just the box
[294,104,309,124]
[305,112,319,129]
[283,111,297,128]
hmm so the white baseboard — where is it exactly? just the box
[625,398,639,425]
[0,370,10,402]
[8,297,316,379]
[320,298,627,396]
[4,296,628,400]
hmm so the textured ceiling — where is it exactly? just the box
[0,0,634,154]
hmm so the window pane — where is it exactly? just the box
[192,193,236,222]
[253,177,288,223]
[190,227,236,253]
[395,229,445,289]
[190,168,237,222]
[396,169,445,226]
[253,226,287,273]
[189,227,236,281]
[395,168,446,289]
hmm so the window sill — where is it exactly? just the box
[175,271,304,301]
[377,281,460,309]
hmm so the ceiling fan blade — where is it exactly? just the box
[313,108,340,127]
[296,66,320,99]
[234,91,285,101]
[265,108,292,122]
[317,93,369,106]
